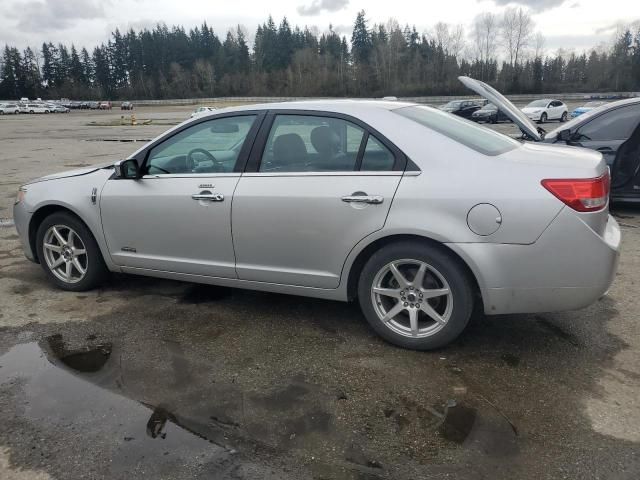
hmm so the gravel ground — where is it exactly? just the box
[0,104,639,480]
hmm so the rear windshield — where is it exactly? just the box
[394,105,519,156]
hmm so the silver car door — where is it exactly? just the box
[100,114,260,278]
[232,113,405,289]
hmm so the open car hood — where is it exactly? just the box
[458,76,543,141]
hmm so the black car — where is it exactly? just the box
[460,76,640,203]
[471,103,511,124]
[438,100,481,119]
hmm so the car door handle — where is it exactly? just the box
[192,193,224,202]
[341,194,384,205]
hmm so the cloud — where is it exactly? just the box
[7,0,106,32]
[481,0,568,12]
[297,0,349,17]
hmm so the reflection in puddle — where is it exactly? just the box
[0,335,520,477]
[46,334,112,372]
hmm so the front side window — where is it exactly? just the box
[259,115,366,172]
[575,105,640,141]
[394,105,519,156]
[146,115,256,175]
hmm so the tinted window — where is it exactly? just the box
[259,115,365,172]
[575,105,640,141]
[361,135,395,171]
[394,105,519,156]
[146,115,256,174]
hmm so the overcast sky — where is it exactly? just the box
[0,0,637,55]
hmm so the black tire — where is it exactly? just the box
[539,112,547,124]
[560,111,567,122]
[357,241,474,350]
[490,115,497,124]
[36,212,108,291]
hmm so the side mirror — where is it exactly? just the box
[556,129,572,142]
[114,159,141,179]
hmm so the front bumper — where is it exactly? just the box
[450,208,621,315]
[13,200,36,262]
[524,112,542,121]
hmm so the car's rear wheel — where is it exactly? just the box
[358,242,474,350]
[539,113,547,123]
[36,212,108,291]
[560,111,568,122]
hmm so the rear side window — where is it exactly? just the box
[394,105,519,156]
[259,115,365,172]
[575,105,640,141]
[361,135,394,171]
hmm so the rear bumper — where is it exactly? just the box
[450,208,621,315]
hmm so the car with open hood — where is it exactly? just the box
[13,98,620,350]
[459,76,640,203]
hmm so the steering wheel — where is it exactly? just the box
[186,148,221,172]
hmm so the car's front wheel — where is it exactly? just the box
[539,113,547,123]
[36,212,108,291]
[358,242,474,350]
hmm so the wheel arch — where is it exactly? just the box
[345,234,484,309]
[28,204,100,264]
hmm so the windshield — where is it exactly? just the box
[526,100,549,108]
[394,105,519,156]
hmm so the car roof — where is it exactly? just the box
[198,99,417,118]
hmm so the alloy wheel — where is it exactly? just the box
[370,259,453,338]
[42,225,89,284]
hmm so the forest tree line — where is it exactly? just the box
[1,8,639,100]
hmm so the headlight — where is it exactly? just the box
[15,186,27,204]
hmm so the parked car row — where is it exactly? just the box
[0,102,70,114]
[1,99,134,112]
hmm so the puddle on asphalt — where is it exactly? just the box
[0,335,520,476]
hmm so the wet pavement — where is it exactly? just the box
[1,107,640,479]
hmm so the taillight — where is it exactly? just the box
[541,172,610,212]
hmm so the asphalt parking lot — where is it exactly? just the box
[1,105,639,479]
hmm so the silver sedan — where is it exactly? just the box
[13,96,620,350]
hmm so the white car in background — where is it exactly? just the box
[521,99,568,123]
[190,106,216,118]
[0,103,21,114]
[20,103,50,114]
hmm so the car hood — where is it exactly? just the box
[26,163,113,185]
[458,76,542,141]
[521,107,543,113]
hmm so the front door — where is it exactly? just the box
[232,113,404,289]
[100,114,259,277]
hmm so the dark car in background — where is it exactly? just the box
[471,103,510,124]
[438,99,481,119]
[460,76,640,203]
[121,101,134,110]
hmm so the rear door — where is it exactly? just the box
[231,111,405,289]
